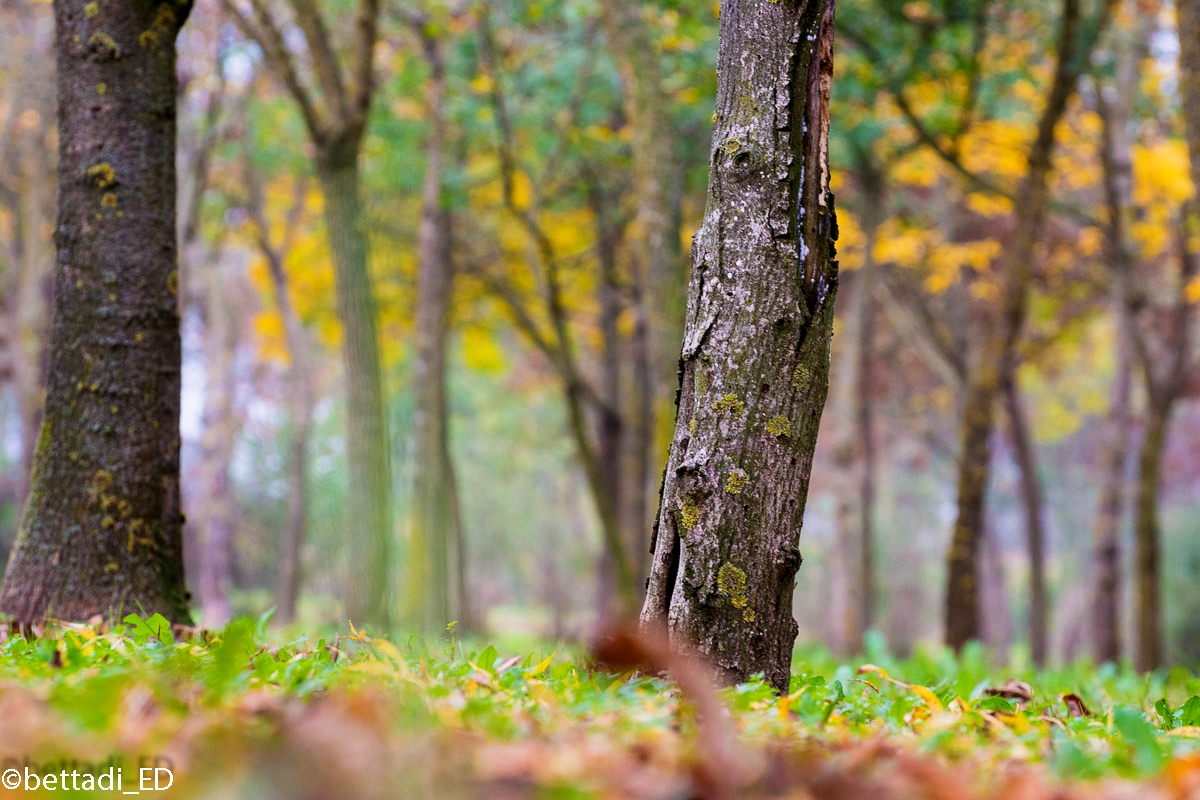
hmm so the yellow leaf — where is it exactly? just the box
[524,651,556,678]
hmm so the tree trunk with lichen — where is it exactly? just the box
[640,0,838,695]
[0,0,192,623]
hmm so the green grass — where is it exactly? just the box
[0,615,1198,797]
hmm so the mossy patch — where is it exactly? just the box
[153,3,176,28]
[679,496,700,531]
[85,2,99,16]
[86,163,116,189]
[792,364,811,390]
[139,30,159,48]
[717,562,748,609]
[87,31,120,56]
[725,469,748,495]
[766,416,791,437]
[101,192,118,208]
[712,394,744,418]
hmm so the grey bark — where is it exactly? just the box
[641,0,838,694]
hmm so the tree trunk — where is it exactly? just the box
[601,0,684,492]
[944,0,1080,650]
[409,33,462,633]
[1090,294,1132,663]
[831,169,881,652]
[1002,365,1048,665]
[194,262,241,628]
[314,151,392,629]
[270,239,315,628]
[1133,400,1169,671]
[0,0,192,623]
[593,180,628,614]
[1090,0,1144,665]
[6,8,55,504]
[641,0,838,694]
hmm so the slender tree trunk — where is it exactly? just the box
[195,263,241,628]
[0,0,192,622]
[275,380,312,625]
[270,249,314,628]
[1090,298,1132,662]
[1002,365,1048,665]
[945,0,1081,650]
[1133,401,1168,671]
[601,0,684,482]
[8,11,55,502]
[593,182,627,614]
[641,0,838,694]
[314,150,392,629]
[831,169,881,651]
[409,34,461,633]
[1091,0,1144,664]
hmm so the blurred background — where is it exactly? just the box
[0,0,1197,665]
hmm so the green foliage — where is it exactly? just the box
[3,618,1200,796]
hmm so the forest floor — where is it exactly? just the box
[0,615,1198,799]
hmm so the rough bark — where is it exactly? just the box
[408,29,463,633]
[640,0,838,694]
[1002,366,1047,665]
[944,0,1081,650]
[0,0,192,623]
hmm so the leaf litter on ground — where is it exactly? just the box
[0,615,1199,797]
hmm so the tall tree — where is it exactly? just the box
[0,0,193,622]
[641,0,838,694]
[942,0,1083,650]
[223,0,391,626]
[1090,6,1146,663]
[407,13,466,634]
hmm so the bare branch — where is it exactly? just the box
[220,0,326,144]
[289,0,350,122]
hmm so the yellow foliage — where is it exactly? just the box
[1128,136,1188,258]
[873,220,938,269]
[960,120,1031,178]
[1186,277,1200,304]
[893,150,940,188]
[1077,227,1104,257]
[837,210,865,270]
[251,310,290,366]
[462,325,506,372]
[965,193,1013,218]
